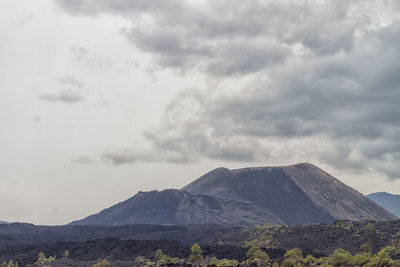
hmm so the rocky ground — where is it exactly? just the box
[1,220,399,266]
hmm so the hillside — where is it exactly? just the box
[70,189,283,226]
[184,163,396,223]
[1,220,399,266]
[70,163,396,226]
[367,192,400,218]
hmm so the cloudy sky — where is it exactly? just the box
[1,0,400,225]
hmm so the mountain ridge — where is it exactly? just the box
[366,192,400,218]
[70,163,396,226]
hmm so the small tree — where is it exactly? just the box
[285,248,303,260]
[281,259,297,267]
[135,256,153,267]
[283,248,303,266]
[246,246,270,266]
[331,248,353,266]
[369,246,395,266]
[63,249,70,260]
[352,252,372,266]
[189,244,204,264]
[35,252,48,265]
[305,255,316,263]
[154,249,164,262]
[210,257,219,266]
[6,261,17,267]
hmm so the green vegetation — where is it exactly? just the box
[1,261,18,267]
[246,224,277,248]
[276,246,400,267]
[34,252,55,266]
[189,243,204,264]
[207,255,240,267]
[15,243,400,267]
[62,249,69,260]
[135,256,153,267]
[140,249,182,266]
[133,245,240,267]
[281,248,304,267]
[14,221,400,266]
[92,259,111,267]
[216,259,239,266]
[244,246,270,266]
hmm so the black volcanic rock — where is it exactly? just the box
[367,192,400,218]
[71,163,396,226]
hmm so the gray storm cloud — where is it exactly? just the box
[38,89,84,103]
[56,0,400,179]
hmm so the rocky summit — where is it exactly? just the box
[70,163,396,226]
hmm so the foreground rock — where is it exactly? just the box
[2,220,400,266]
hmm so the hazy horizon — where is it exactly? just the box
[1,0,400,225]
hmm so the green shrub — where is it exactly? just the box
[62,249,69,260]
[34,252,55,266]
[209,257,219,265]
[281,259,300,267]
[245,246,270,266]
[285,248,303,259]
[352,252,372,266]
[154,249,164,262]
[188,243,204,264]
[92,259,111,267]
[284,248,303,265]
[1,261,18,267]
[367,246,396,266]
[135,256,153,266]
[216,259,239,267]
[304,255,316,264]
[331,248,353,266]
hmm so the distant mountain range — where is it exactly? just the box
[367,192,400,218]
[70,163,396,226]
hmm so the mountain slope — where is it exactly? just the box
[71,163,396,226]
[366,192,400,218]
[183,165,335,224]
[70,189,284,226]
[183,163,396,222]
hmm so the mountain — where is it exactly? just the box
[70,189,283,226]
[366,192,400,218]
[71,163,396,226]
